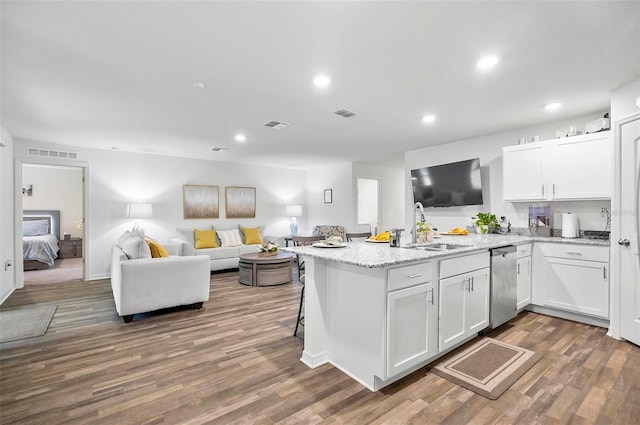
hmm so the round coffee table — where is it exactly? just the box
[238,252,296,287]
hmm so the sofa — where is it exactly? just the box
[110,234,210,323]
[170,225,276,271]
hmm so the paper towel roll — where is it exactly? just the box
[562,213,579,238]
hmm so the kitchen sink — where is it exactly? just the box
[406,243,473,251]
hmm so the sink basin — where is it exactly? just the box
[406,243,473,251]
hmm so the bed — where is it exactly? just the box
[23,210,61,271]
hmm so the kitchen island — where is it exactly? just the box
[282,234,609,391]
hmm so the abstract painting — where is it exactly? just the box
[225,186,256,218]
[183,185,219,219]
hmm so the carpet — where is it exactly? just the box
[431,337,542,400]
[0,304,57,343]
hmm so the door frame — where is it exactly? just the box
[356,176,382,234]
[610,110,640,339]
[14,157,90,288]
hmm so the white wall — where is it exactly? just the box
[404,112,610,234]
[22,164,83,237]
[1,127,15,304]
[353,162,405,233]
[14,140,307,280]
[305,162,355,235]
[611,78,640,122]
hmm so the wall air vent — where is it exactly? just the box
[334,109,357,118]
[263,120,291,129]
[27,148,79,160]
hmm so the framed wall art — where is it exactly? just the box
[324,189,333,204]
[183,185,219,219]
[225,186,256,218]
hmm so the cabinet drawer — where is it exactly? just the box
[538,243,609,262]
[388,262,433,292]
[516,243,532,258]
[440,251,489,279]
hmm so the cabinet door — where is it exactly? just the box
[551,134,611,199]
[439,274,467,351]
[517,256,532,310]
[466,268,490,334]
[387,282,436,377]
[503,144,546,201]
[544,258,609,318]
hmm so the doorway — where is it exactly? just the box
[22,164,84,285]
[357,178,381,235]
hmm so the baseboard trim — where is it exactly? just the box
[527,305,609,328]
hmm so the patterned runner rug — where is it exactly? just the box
[431,337,542,400]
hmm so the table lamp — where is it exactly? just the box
[286,204,302,237]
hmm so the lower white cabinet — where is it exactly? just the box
[516,244,532,310]
[439,253,490,352]
[386,282,438,377]
[532,243,609,319]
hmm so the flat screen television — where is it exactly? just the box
[411,158,484,207]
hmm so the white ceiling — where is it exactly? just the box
[1,1,639,170]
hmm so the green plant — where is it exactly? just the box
[416,222,432,233]
[473,213,499,234]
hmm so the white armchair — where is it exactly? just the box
[110,244,210,323]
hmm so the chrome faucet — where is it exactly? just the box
[412,201,425,244]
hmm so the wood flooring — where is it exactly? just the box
[1,271,639,424]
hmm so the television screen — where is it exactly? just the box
[411,158,484,207]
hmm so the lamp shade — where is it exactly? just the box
[128,202,152,219]
[286,204,302,217]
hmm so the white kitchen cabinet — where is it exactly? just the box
[503,131,611,202]
[516,243,532,310]
[439,252,490,352]
[503,143,546,201]
[386,281,437,377]
[532,243,609,319]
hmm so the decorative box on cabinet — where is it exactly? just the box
[60,238,82,259]
[503,131,611,202]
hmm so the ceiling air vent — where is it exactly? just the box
[263,120,291,129]
[210,147,229,152]
[27,148,79,160]
[334,109,357,118]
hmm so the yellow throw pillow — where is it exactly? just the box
[241,227,263,245]
[194,229,218,249]
[147,240,170,258]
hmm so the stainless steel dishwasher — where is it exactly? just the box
[489,245,517,329]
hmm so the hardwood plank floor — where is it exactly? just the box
[1,271,639,424]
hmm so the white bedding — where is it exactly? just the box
[23,234,60,267]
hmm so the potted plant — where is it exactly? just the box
[416,221,434,243]
[257,241,279,256]
[473,212,499,234]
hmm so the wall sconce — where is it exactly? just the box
[127,202,153,219]
[22,185,33,196]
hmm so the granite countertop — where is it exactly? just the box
[280,234,610,269]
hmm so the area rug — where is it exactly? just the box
[0,304,57,343]
[431,337,542,400]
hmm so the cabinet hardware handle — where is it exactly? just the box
[427,288,434,305]
[470,276,474,292]
[542,184,545,196]
[565,251,582,255]
[408,273,423,278]
[517,263,520,275]
[618,239,631,247]
[553,184,556,195]
[603,266,607,279]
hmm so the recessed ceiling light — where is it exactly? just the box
[476,55,501,70]
[313,75,331,88]
[544,102,562,111]
[235,134,246,142]
[422,114,436,124]
[192,81,206,89]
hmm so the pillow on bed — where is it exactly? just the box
[23,220,50,236]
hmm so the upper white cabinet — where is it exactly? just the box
[503,131,611,201]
